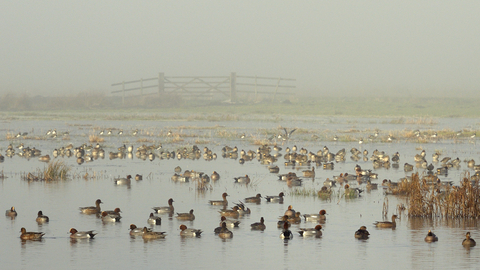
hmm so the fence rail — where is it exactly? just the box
[111,72,295,104]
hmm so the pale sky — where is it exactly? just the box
[1,1,479,97]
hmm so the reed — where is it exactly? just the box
[22,161,71,181]
[89,135,105,143]
[400,172,480,218]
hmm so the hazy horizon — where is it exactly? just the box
[1,1,479,98]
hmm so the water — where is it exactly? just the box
[1,116,480,269]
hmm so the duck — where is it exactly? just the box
[129,224,149,236]
[176,209,195,221]
[234,202,251,215]
[244,193,262,204]
[218,222,234,239]
[250,217,266,230]
[20,228,44,240]
[218,216,240,228]
[152,198,174,214]
[36,211,49,223]
[265,192,285,203]
[298,225,323,238]
[234,175,250,184]
[288,212,302,224]
[373,215,398,228]
[5,206,17,217]
[135,174,142,181]
[280,222,293,239]
[424,230,438,242]
[101,211,121,222]
[179,224,202,237]
[114,175,132,185]
[404,163,414,172]
[219,206,240,218]
[302,167,315,178]
[209,192,229,206]
[284,205,296,218]
[211,171,220,181]
[354,226,370,239]
[147,213,162,225]
[277,215,291,229]
[303,210,327,222]
[79,199,102,214]
[69,228,96,239]
[38,155,50,162]
[462,232,476,247]
[103,208,122,217]
[142,227,166,240]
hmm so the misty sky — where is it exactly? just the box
[1,1,479,97]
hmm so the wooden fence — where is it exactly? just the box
[111,72,295,104]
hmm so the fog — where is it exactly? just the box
[1,1,479,98]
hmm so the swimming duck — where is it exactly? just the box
[218,222,234,239]
[6,206,17,217]
[265,192,285,203]
[209,192,229,206]
[36,211,49,223]
[302,167,315,178]
[19,228,44,240]
[234,202,251,215]
[373,215,398,228]
[280,222,293,239]
[268,166,280,173]
[211,171,220,181]
[114,175,132,185]
[142,227,166,240]
[250,217,266,230]
[103,208,122,217]
[176,209,195,221]
[129,224,149,236]
[298,225,323,238]
[354,226,370,239]
[79,199,102,214]
[101,211,121,222]
[303,210,327,222]
[69,228,96,239]
[462,232,476,247]
[152,198,174,214]
[277,215,291,229]
[288,212,302,224]
[179,224,202,237]
[135,174,142,181]
[219,206,240,218]
[244,193,262,204]
[234,175,250,184]
[38,155,50,162]
[424,230,438,242]
[284,205,296,218]
[218,216,240,228]
[147,213,162,225]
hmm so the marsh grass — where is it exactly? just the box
[397,172,480,218]
[89,135,105,143]
[23,161,71,181]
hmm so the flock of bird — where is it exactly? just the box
[3,126,480,248]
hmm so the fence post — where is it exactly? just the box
[273,78,281,101]
[230,72,237,103]
[122,81,125,105]
[254,75,258,101]
[158,72,164,96]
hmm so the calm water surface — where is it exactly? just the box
[1,116,480,269]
